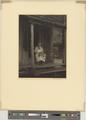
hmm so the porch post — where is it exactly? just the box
[63,29,66,66]
[31,23,35,67]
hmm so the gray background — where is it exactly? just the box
[0,111,85,120]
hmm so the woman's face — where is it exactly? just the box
[38,43,41,47]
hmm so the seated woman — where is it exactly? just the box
[35,43,46,64]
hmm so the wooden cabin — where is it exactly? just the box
[19,15,66,77]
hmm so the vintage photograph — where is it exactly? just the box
[19,15,67,78]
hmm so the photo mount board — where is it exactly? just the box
[0,1,85,110]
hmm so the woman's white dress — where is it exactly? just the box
[35,46,46,62]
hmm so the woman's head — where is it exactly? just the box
[38,42,42,47]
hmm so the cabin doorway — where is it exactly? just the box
[34,24,53,64]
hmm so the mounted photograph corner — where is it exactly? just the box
[19,15,67,78]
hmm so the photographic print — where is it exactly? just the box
[19,15,67,78]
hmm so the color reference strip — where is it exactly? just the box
[8,111,80,120]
